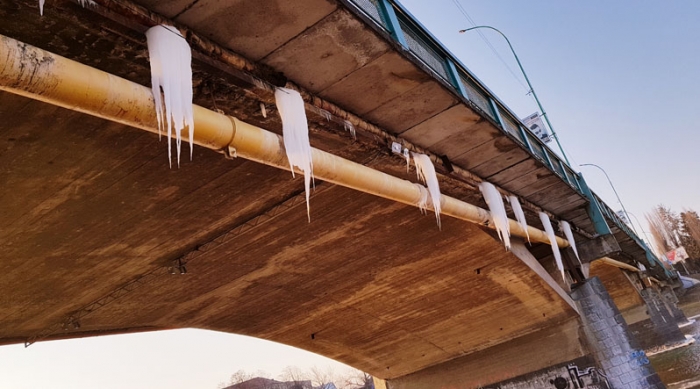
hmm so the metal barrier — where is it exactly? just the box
[345,0,671,275]
[593,193,673,275]
[345,0,582,192]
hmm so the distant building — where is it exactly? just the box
[224,377,334,389]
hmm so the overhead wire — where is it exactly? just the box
[450,0,530,94]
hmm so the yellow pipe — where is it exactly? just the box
[599,257,641,273]
[0,35,569,248]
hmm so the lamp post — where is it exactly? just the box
[458,25,570,165]
[579,163,639,236]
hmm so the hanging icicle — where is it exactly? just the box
[319,109,332,121]
[507,195,529,243]
[403,148,410,173]
[479,182,511,250]
[39,0,96,16]
[539,212,564,279]
[415,184,429,215]
[275,87,314,221]
[260,102,267,118]
[343,120,356,139]
[411,152,441,228]
[559,220,580,264]
[145,25,194,168]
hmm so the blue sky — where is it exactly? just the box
[2,1,700,388]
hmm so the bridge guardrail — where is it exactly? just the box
[347,0,677,279]
[347,0,583,193]
[592,193,674,276]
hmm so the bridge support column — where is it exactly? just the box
[638,287,687,347]
[660,287,689,325]
[570,277,666,389]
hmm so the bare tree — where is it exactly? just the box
[680,210,700,258]
[646,205,682,255]
[336,368,374,389]
[309,365,341,387]
[280,365,309,388]
[229,369,255,385]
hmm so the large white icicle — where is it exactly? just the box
[411,153,441,228]
[479,182,511,250]
[540,212,564,279]
[275,87,314,220]
[507,195,529,243]
[145,25,194,168]
[415,184,429,215]
[559,220,580,264]
[39,0,45,15]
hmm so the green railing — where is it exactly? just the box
[346,0,672,277]
[593,193,674,276]
[346,0,583,193]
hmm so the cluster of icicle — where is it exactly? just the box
[479,182,511,250]
[411,153,441,228]
[559,220,580,264]
[479,180,582,279]
[39,0,95,15]
[508,195,529,243]
[275,87,314,221]
[539,212,564,279]
[146,25,194,168]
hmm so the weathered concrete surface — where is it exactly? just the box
[0,88,579,378]
[636,288,687,348]
[571,277,666,389]
[0,0,662,383]
[480,356,609,389]
[590,262,690,352]
[577,234,622,263]
[387,319,588,389]
[660,287,689,324]
[589,261,644,316]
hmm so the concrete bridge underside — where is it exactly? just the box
[1,89,578,378]
[0,0,672,386]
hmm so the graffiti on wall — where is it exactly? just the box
[485,359,610,389]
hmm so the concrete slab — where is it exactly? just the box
[469,145,531,178]
[400,104,486,150]
[451,135,525,171]
[364,81,458,134]
[319,51,431,115]
[132,0,192,18]
[175,0,338,61]
[263,8,391,93]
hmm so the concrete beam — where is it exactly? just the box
[509,240,577,312]
[576,234,621,264]
[386,320,587,389]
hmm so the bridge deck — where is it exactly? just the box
[0,90,577,377]
[0,0,660,381]
[133,0,594,232]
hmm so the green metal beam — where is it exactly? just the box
[377,0,408,49]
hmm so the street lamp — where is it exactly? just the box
[579,163,639,236]
[458,25,570,165]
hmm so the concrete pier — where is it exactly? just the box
[571,277,666,389]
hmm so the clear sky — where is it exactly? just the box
[2,1,700,388]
